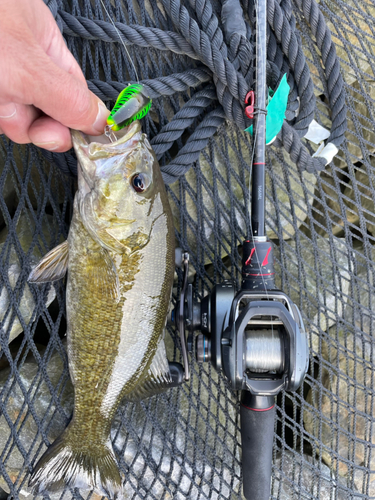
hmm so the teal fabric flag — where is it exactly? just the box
[245,74,290,144]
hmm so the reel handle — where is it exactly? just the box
[240,392,276,500]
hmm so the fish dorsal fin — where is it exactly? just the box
[28,240,69,283]
[86,247,121,303]
[125,339,173,402]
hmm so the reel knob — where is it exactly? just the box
[196,334,211,363]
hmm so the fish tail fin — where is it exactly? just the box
[29,423,122,497]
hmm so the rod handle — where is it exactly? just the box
[240,393,276,500]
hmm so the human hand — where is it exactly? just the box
[0,0,109,152]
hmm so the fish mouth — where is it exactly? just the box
[72,121,143,191]
[71,120,142,160]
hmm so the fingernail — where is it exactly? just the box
[33,141,59,151]
[93,102,109,134]
[0,103,17,119]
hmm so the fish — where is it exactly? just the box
[27,119,175,497]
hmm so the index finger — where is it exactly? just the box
[44,19,88,86]
[24,47,109,135]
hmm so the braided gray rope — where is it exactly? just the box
[44,0,347,184]
[160,107,226,184]
[295,0,347,146]
[150,87,218,158]
[60,12,200,60]
[87,68,213,100]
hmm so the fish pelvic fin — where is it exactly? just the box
[29,424,122,498]
[28,240,69,283]
[125,338,173,402]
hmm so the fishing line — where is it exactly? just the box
[248,128,274,339]
[99,0,140,84]
[247,0,274,339]
[100,0,141,142]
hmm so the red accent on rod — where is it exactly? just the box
[245,248,256,265]
[241,404,275,412]
[261,247,272,266]
[253,162,265,165]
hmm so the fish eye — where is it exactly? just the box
[131,172,149,193]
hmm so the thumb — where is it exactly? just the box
[26,46,109,135]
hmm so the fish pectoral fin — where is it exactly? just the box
[87,247,120,302]
[28,240,69,283]
[125,339,174,402]
[96,228,130,254]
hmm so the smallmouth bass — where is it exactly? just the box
[28,120,175,497]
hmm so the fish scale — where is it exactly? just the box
[67,211,171,430]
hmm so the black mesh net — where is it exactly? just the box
[0,0,374,498]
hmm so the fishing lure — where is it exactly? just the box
[106,84,152,131]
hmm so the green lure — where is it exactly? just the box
[107,84,152,131]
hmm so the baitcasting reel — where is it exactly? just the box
[172,238,309,500]
[169,0,309,495]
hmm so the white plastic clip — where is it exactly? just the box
[304,119,338,165]
[313,142,339,165]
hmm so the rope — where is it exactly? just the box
[44,0,347,184]
[88,68,213,100]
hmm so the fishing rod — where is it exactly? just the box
[172,0,309,498]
